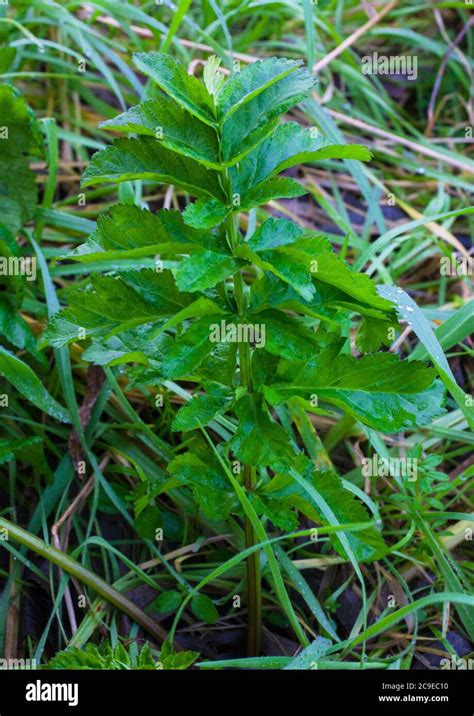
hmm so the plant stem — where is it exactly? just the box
[226,214,262,656]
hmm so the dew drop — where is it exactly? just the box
[406,306,414,313]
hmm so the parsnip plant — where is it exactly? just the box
[43,54,445,655]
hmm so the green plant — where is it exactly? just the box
[45,640,198,670]
[41,53,447,656]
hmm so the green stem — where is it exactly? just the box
[0,516,168,645]
[226,213,262,656]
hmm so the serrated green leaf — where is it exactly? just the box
[274,352,445,432]
[137,643,157,669]
[168,451,234,520]
[160,647,199,670]
[76,272,179,322]
[69,205,208,263]
[239,176,307,210]
[250,269,390,325]
[249,271,339,318]
[244,224,391,311]
[172,384,232,432]
[311,251,391,311]
[183,198,230,229]
[100,96,220,168]
[46,644,107,670]
[119,269,190,312]
[161,315,220,379]
[40,313,102,350]
[255,309,319,360]
[81,138,225,200]
[197,340,239,387]
[79,327,172,367]
[219,58,305,119]
[41,270,192,346]
[133,53,216,127]
[47,642,168,670]
[0,86,41,233]
[232,122,372,198]
[267,458,386,562]
[176,250,242,292]
[237,242,315,301]
[161,296,225,332]
[251,493,298,531]
[220,58,316,161]
[0,84,39,158]
[0,296,44,360]
[248,218,303,250]
[356,315,395,352]
[230,394,297,470]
